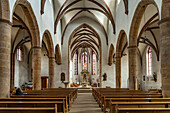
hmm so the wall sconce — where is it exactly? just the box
[122,53,127,56]
[44,53,48,56]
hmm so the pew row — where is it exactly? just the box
[0,101,62,113]
[103,98,170,113]
[110,102,170,113]
[115,108,170,113]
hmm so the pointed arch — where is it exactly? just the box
[108,44,114,66]
[54,0,115,34]
[12,0,41,90]
[13,0,41,47]
[116,30,128,88]
[116,30,127,55]
[68,23,102,45]
[128,0,159,90]
[55,44,62,65]
[42,30,54,58]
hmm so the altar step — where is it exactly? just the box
[78,88,92,93]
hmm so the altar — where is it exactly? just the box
[81,69,89,87]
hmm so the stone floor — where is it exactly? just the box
[69,92,102,113]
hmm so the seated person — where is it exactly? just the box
[14,88,24,95]
[12,87,17,93]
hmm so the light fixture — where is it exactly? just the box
[44,52,48,56]
[122,53,127,56]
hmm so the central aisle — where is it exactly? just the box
[69,89,102,113]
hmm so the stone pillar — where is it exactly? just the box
[160,0,170,97]
[116,52,121,88]
[0,20,11,97]
[49,57,55,88]
[128,46,138,90]
[32,47,41,90]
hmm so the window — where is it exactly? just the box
[82,52,88,70]
[93,52,96,75]
[74,52,78,75]
[17,46,24,61]
[147,47,152,75]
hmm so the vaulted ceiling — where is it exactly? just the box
[53,0,116,56]
[53,0,116,34]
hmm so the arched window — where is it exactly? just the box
[17,46,24,61]
[93,52,96,75]
[82,52,88,70]
[74,51,78,75]
[147,47,152,75]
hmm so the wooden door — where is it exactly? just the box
[41,77,48,89]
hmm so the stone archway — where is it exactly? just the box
[160,0,170,97]
[116,30,127,88]
[12,0,41,90]
[0,0,11,98]
[42,30,55,88]
[128,0,159,90]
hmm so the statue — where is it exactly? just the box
[153,72,157,82]
[103,73,107,81]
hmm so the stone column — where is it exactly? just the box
[49,57,55,88]
[116,52,121,88]
[128,46,138,90]
[160,0,170,97]
[32,47,41,90]
[0,20,11,97]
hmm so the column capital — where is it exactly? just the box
[49,57,55,59]
[0,18,12,25]
[32,46,41,49]
[127,45,137,49]
[158,17,170,25]
[116,52,121,58]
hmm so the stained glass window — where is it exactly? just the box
[17,46,24,61]
[148,47,152,75]
[93,52,96,75]
[74,52,78,75]
[82,52,88,70]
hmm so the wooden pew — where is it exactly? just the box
[0,107,57,113]
[0,98,66,112]
[44,88,78,99]
[11,88,78,112]
[110,102,170,113]
[0,101,62,113]
[92,88,162,109]
[115,108,170,113]
[92,88,163,113]
[99,94,162,109]
[103,98,170,113]
[10,95,69,112]
[22,88,78,105]
[9,88,78,113]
